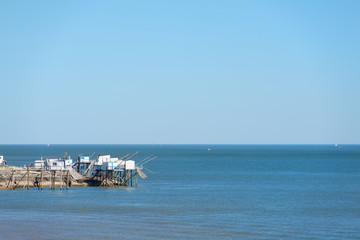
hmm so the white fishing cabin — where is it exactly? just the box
[80,156,90,163]
[125,160,135,170]
[34,160,45,169]
[64,157,73,167]
[45,157,73,170]
[96,154,136,170]
[96,155,111,166]
[102,161,119,170]
[0,155,5,165]
[46,158,63,170]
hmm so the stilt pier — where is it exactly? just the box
[0,153,153,190]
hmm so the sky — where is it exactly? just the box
[0,0,359,144]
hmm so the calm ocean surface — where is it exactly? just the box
[0,144,359,239]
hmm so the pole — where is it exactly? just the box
[66,170,70,190]
[60,170,62,190]
[130,170,133,187]
[52,171,56,190]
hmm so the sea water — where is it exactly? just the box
[0,144,359,239]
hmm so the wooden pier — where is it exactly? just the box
[0,165,141,190]
[0,153,153,191]
[0,166,74,190]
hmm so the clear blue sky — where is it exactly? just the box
[0,0,359,144]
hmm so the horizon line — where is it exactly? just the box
[0,143,358,145]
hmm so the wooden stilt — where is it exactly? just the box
[60,170,63,190]
[66,170,70,190]
[120,171,122,185]
[53,171,56,190]
[130,170,133,187]
[129,170,131,186]
[50,171,56,190]
[49,170,51,190]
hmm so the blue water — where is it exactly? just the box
[0,145,359,239]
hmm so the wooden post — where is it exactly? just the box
[53,171,56,190]
[66,170,70,190]
[130,170,133,187]
[50,170,56,190]
[136,172,138,187]
[60,170,63,190]
[27,166,30,190]
[128,170,130,186]
[49,170,52,190]
[126,170,129,186]
[77,155,80,173]
[119,171,122,185]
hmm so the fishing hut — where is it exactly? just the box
[90,155,141,187]
[43,156,73,190]
[34,158,45,169]
[0,155,6,165]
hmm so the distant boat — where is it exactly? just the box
[47,144,50,147]
[334,144,338,147]
[208,148,211,151]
